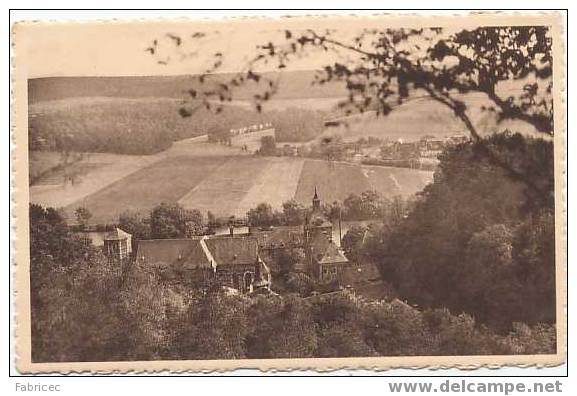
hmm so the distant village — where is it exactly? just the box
[271,133,470,171]
[219,121,470,171]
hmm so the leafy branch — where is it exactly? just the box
[148,25,554,200]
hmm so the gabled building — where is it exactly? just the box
[103,227,132,262]
[312,240,350,282]
[304,187,350,283]
[134,189,349,289]
[204,236,270,292]
[135,235,271,293]
[136,238,213,277]
[251,188,351,284]
[249,225,305,272]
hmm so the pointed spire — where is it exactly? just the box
[312,186,321,210]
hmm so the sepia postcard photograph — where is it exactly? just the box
[11,10,566,373]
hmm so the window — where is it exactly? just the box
[243,272,254,290]
[322,265,337,280]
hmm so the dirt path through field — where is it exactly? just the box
[295,159,434,204]
[362,165,434,196]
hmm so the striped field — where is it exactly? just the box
[30,140,433,224]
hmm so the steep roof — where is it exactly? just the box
[254,257,271,287]
[204,236,259,266]
[104,227,131,241]
[309,232,332,256]
[136,238,212,270]
[251,226,304,249]
[317,241,349,265]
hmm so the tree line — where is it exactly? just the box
[341,132,556,332]
[246,192,407,228]
[30,99,327,156]
[29,204,554,362]
[110,190,403,242]
[65,130,556,337]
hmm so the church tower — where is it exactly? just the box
[312,186,321,212]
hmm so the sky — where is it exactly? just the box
[14,13,557,78]
[16,17,368,78]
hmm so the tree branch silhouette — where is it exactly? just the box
[148,25,554,201]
